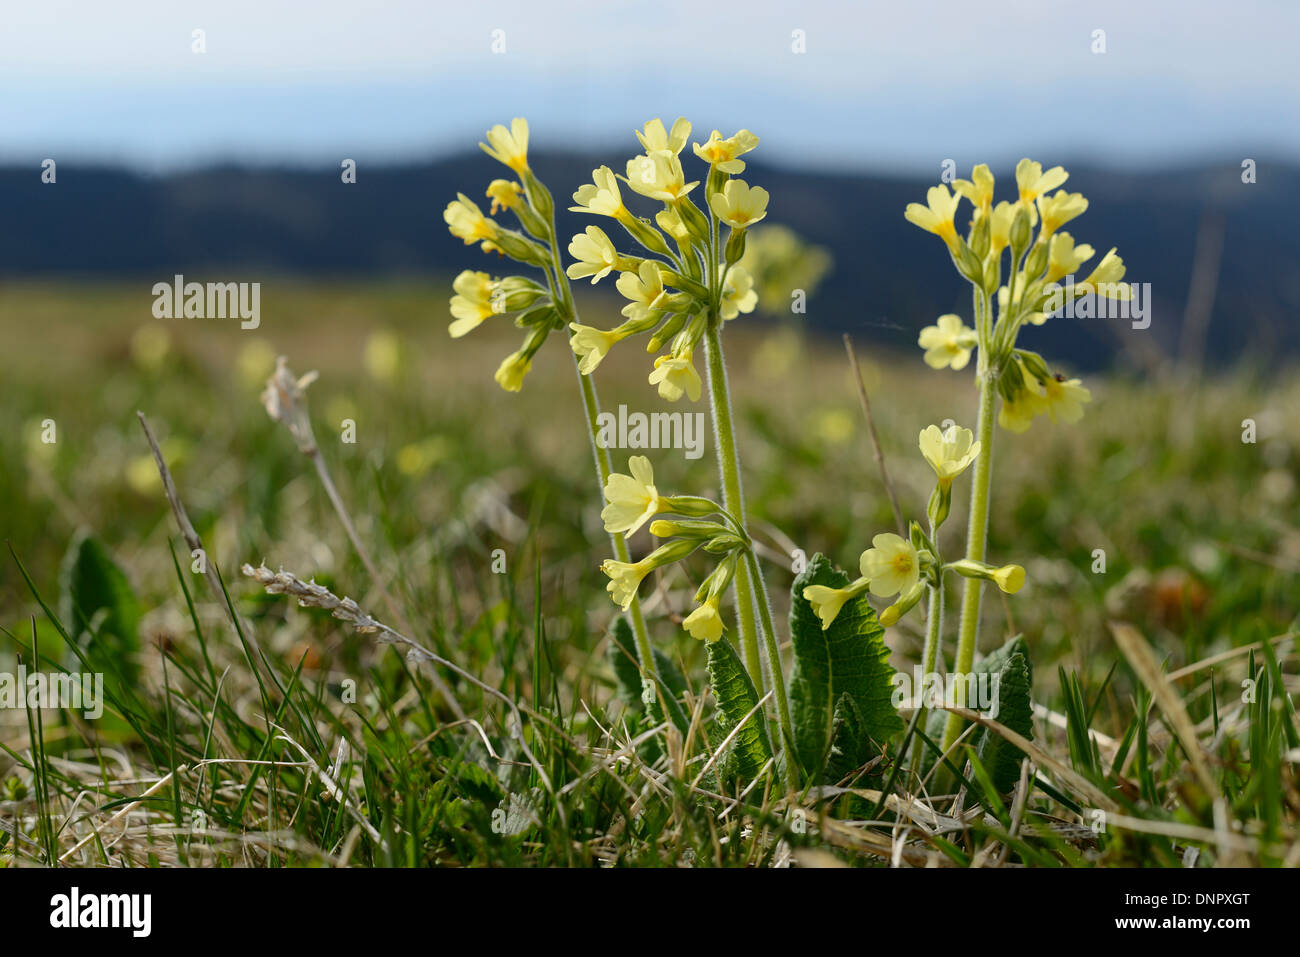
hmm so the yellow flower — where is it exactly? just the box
[625,150,698,203]
[720,265,758,320]
[486,179,524,214]
[364,329,401,382]
[636,117,692,155]
[601,558,652,610]
[1042,375,1091,424]
[601,454,661,537]
[917,314,976,370]
[1046,232,1095,282]
[479,117,530,173]
[566,226,621,284]
[568,323,622,375]
[571,166,630,221]
[989,201,1017,255]
[953,163,994,216]
[449,270,499,338]
[802,580,869,631]
[1015,158,1069,212]
[708,180,769,229]
[1037,190,1088,236]
[692,129,760,174]
[860,533,920,598]
[616,260,668,321]
[918,424,980,489]
[1076,247,1132,300]
[130,324,170,372]
[648,353,702,403]
[683,596,725,642]
[998,376,1046,433]
[993,564,1026,594]
[494,351,531,393]
[444,193,501,251]
[904,185,961,251]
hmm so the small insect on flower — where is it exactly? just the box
[1041,374,1091,424]
[917,314,977,370]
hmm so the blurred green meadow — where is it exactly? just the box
[2,278,1297,866]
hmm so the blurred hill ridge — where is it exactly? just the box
[2,152,1296,371]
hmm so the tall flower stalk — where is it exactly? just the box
[442,119,661,684]
[904,161,1132,752]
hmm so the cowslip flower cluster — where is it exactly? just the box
[442,118,569,393]
[598,455,747,642]
[909,159,1132,432]
[803,425,1024,632]
[565,118,763,399]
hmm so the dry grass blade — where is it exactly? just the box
[843,334,906,537]
[938,705,1121,813]
[1109,621,1219,798]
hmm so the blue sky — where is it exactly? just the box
[3,0,1297,173]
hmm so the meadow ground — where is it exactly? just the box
[1,279,1296,867]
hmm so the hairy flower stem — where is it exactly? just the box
[909,580,944,779]
[702,321,764,689]
[745,549,799,792]
[572,358,659,681]
[941,359,997,752]
[526,170,662,686]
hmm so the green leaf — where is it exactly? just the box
[789,554,903,780]
[607,617,689,736]
[706,638,772,780]
[58,531,140,683]
[977,649,1034,793]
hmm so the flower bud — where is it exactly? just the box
[1023,240,1049,281]
[521,169,554,222]
[945,559,1026,594]
[880,579,926,627]
[647,312,689,353]
[1010,206,1032,256]
[724,227,748,265]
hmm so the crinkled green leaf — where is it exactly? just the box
[789,554,903,779]
[706,637,772,780]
